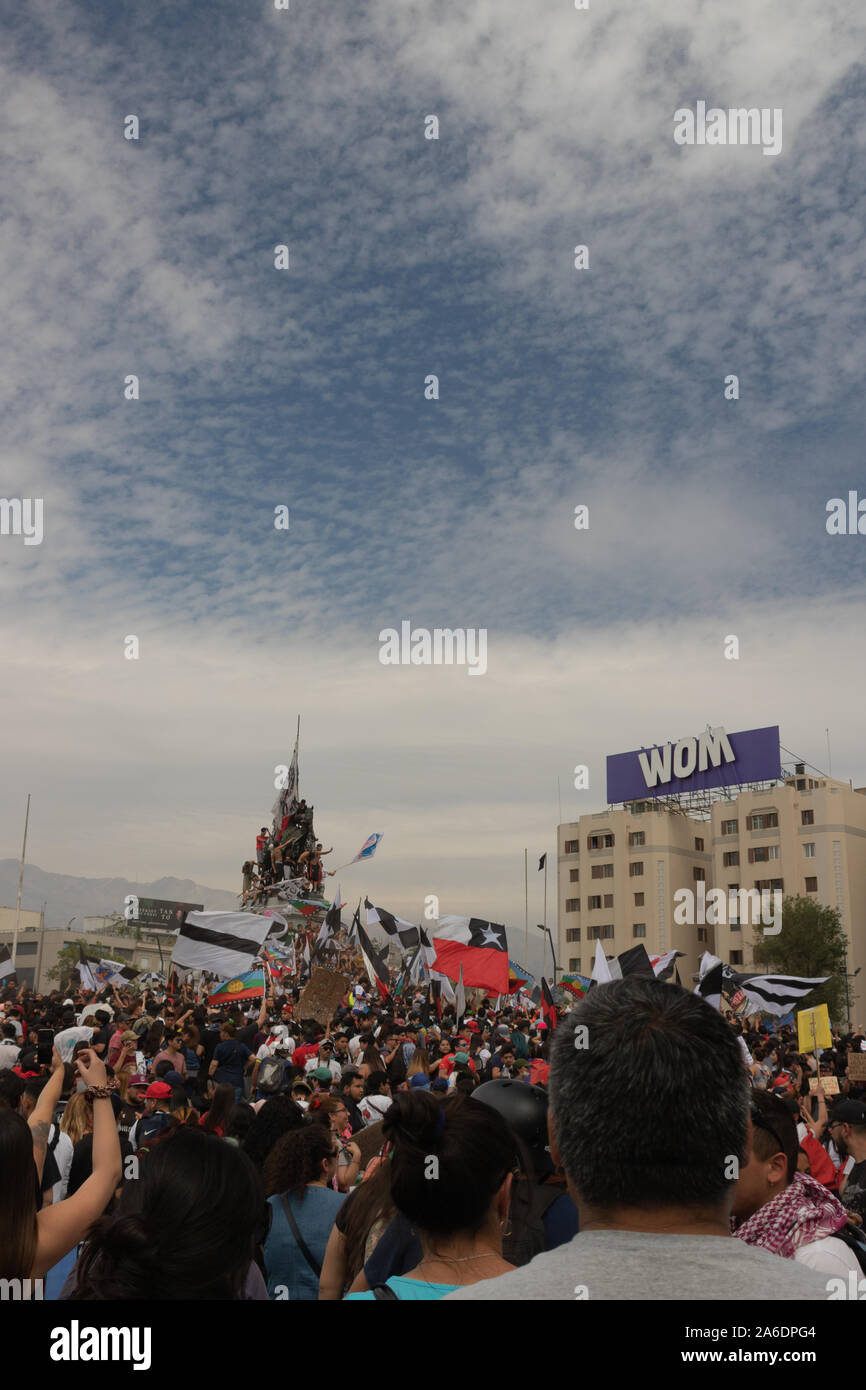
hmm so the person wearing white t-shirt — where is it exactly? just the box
[0,1025,22,1070]
[304,1041,341,1082]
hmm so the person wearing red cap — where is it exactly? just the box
[129,1081,173,1149]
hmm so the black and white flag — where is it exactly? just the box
[317,888,342,948]
[0,944,15,980]
[172,912,273,981]
[733,970,828,1017]
[364,899,419,950]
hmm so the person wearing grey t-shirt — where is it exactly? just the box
[447,976,830,1302]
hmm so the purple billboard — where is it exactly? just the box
[606,725,781,803]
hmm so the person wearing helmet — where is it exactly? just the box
[473,1078,579,1264]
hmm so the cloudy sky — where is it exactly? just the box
[2,0,865,976]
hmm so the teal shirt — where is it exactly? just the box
[346,1275,458,1302]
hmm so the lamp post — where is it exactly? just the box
[536,924,559,983]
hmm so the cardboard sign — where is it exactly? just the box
[797,1004,832,1054]
[296,968,350,1026]
[809,1076,840,1095]
[351,1120,385,1169]
[848,1053,866,1081]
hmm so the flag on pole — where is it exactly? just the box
[649,949,685,981]
[271,735,300,841]
[364,899,419,950]
[591,940,613,984]
[208,968,266,1004]
[541,978,558,1031]
[734,971,829,1017]
[559,972,590,999]
[695,960,724,1010]
[172,912,274,981]
[455,963,466,1023]
[0,944,15,981]
[431,916,509,995]
[431,970,456,1005]
[317,888,342,947]
[356,920,392,1001]
[77,947,99,992]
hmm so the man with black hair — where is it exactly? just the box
[448,977,830,1300]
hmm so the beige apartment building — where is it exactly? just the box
[558,772,866,1015]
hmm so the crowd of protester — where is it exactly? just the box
[241,803,332,904]
[1,962,865,1300]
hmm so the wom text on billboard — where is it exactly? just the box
[606,726,781,803]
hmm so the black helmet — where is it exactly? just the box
[472,1079,553,1178]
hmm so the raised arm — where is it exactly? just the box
[33,1049,122,1278]
[28,1048,66,1183]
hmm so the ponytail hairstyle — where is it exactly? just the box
[68,1128,264,1300]
[382,1092,516,1238]
[263,1125,336,1199]
[306,1095,343,1129]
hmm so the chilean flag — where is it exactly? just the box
[432,916,509,995]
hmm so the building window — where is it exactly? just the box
[564,839,580,854]
[14,941,38,956]
[569,868,580,882]
[722,819,738,835]
[730,921,741,932]
[588,895,602,910]
[695,837,704,851]
[568,958,581,972]
[634,892,644,907]
[729,882,739,893]
[731,950,744,965]
[805,876,817,893]
[697,928,708,942]
[601,925,614,940]
[747,813,778,830]
[803,843,815,858]
[693,867,705,881]
[628,831,645,847]
[801,810,814,826]
[565,898,579,913]
[566,928,581,942]
[749,845,780,864]
[591,864,614,879]
[633,923,646,938]
[603,893,614,908]
[723,851,739,867]
[629,862,644,877]
[755,879,784,892]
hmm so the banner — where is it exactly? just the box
[124,896,203,929]
[797,1003,832,1053]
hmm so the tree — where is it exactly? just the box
[751,895,849,1024]
[47,939,114,989]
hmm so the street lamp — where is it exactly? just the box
[536,924,559,983]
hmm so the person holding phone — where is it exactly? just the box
[0,1047,122,1283]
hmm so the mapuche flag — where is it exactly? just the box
[432,916,509,995]
[208,968,266,1004]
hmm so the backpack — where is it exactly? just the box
[257,1056,286,1094]
[503,1182,561,1268]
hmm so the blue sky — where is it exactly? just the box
[2,0,865,974]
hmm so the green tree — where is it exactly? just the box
[47,939,114,989]
[752,895,849,1024]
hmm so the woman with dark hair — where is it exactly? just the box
[319,1153,395,1299]
[262,1126,345,1299]
[242,1095,306,1170]
[307,1095,361,1192]
[63,1127,268,1299]
[345,1092,516,1300]
[199,1083,235,1137]
[227,1102,255,1146]
[0,1049,122,1282]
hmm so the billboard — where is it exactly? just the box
[606,725,781,803]
[124,896,203,930]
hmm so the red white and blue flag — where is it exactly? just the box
[432,916,509,995]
